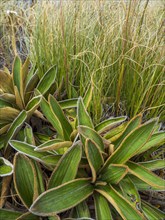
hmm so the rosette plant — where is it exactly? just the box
[0,90,164,219]
[0,56,57,174]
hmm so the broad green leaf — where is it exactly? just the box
[35,139,72,152]
[26,95,42,116]
[13,153,35,208]
[0,93,15,103]
[9,140,60,166]
[0,70,14,93]
[95,116,127,134]
[78,97,93,129]
[85,139,104,182]
[33,162,45,196]
[141,201,165,220]
[0,124,10,135]
[12,56,23,97]
[100,164,128,184]
[48,143,82,189]
[48,216,60,220]
[137,132,165,154]
[17,212,40,220]
[0,157,13,177]
[95,185,145,220]
[40,97,63,138]
[103,119,157,167]
[119,176,141,210]
[104,121,127,140]
[25,72,39,104]
[0,107,20,121]
[36,65,56,95]
[59,98,78,109]
[94,192,113,220]
[126,161,165,189]
[1,110,27,149]
[72,201,91,219]
[24,124,35,145]
[49,95,73,140]
[14,85,24,109]
[129,175,163,191]
[0,209,22,219]
[83,83,93,109]
[30,179,93,216]
[113,114,142,149]
[139,159,165,171]
[78,126,104,151]
[22,57,30,84]
[0,99,12,108]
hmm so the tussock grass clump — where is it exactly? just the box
[0,0,164,123]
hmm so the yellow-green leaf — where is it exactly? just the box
[48,143,82,189]
[1,110,27,149]
[17,212,40,220]
[0,209,22,219]
[0,70,14,93]
[13,153,35,208]
[40,97,63,139]
[49,95,73,140]
[59,98,78,109]
[12,56,23,96]
[100,164,128,184]
[139,159,165,171]
[137,132,165,154]
[94,192,113,220]
[95,116,127,134]
[9,140,60,166]
[103,119,157,167]
[72,201,91,219]
[78,97,93,129]
[78,126,104,151]
[85,139,104,182]
[30,179,93,216]
[0,157,13,177]
[36,65,56,95]
[119,176,141,211]
[113,114,142,149]
[126,161,165,189]
[95,185,145,220]
[0,107,20,122]
[141,201,165,220]
[35,139,72,152]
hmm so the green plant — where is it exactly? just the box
[0,94,164,219]
[25,0,165,122]
[1,1,164,123]
[0,56,58,147]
